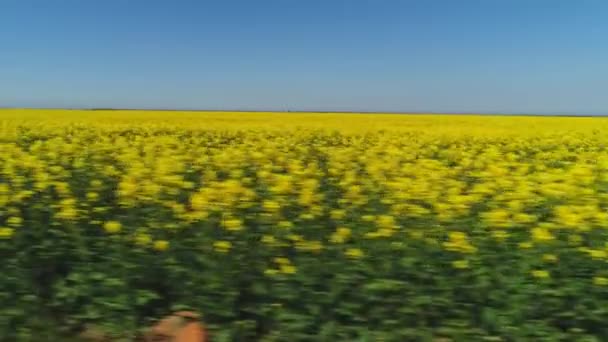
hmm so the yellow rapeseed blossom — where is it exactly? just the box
[481,209,511,228]
[518,241,534,249]
[274,257,291,265]
[296,240,323,253]
[153,240,169,251]
[542,254,558,263]
[299,213,314,220]
[452,260,469,269]
[593,276,608,286]
[280,264,297,274]
[531,227,554,242]
[531,270,550,279]
[586,249,607,260]
[264,269,279,276]
[345,248,364,259]
[103,221,122,234]
[223,218,244,231]
[7,216,23,227]
[263,200,281,212]
[492,230,509,241]
[330,227,352,244]
[330,209,346,220]
[278,221,294,229]
[213,240,232,253]
[0,227,15,239]
[361,215,375,222]
[261,235,277,245]
[86,192,99,201]
[443,231,477,254]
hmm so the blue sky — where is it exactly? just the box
[1,0,607,114]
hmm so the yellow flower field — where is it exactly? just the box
[3,109,608,340]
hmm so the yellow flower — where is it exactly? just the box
[376,215,397,229]
[86,192,99,201]
[103,221,122,234]
[330,227,351,244]
[443,231,477,253]
[330,209,346,220]
[118,179,138,197]
[274,257,290,265]
[299,213,314,220]
[518,241,533,249]
[7,216,23,227]
[492,230,509,241]
[481,209,510,228]
[223,218,244,231]
[542,254,558,263]
[0,227,15,239]
[364,231,381,239]
[56,205,78,221]
[531,270,550,279]
[213,240,232,253]
[593,276,608,286]
[554,206,582,228]
[190,193,208,211]
[513,213,536,224]
[531,227,554,242]
[278,221,293,229]
[452,260,469,269]
[361,215,375,222]
[587,249,607,260]
[296,240,324,253]
[153,240,169,251]
[264,269,279,276]
[287,234,303,242]
[345,248,364,259]
[308,240,324,253]
[263,200,280,212]
[261,235,277,245]
[280,264,297,274]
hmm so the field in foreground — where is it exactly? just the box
[3,109,608,340]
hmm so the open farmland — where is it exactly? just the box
[4,109,608,340]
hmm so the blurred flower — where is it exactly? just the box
[452,260,469,269]
[263,200,280,212]
[593,276,608,286]
[531,270,550,279]
[279,264,297,274]
[103,221,122,234]
[542,254,558,263]
[223,218,244,231]
[7,216,22,227]
[153,240,169,251]
[213,240,232,253]
[0,227,15,239]
[345,248,364,259]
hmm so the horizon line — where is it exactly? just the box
[1,106,607,118]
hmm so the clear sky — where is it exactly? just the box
[1,0,607,114]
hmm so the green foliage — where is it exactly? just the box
[3,219,608,340]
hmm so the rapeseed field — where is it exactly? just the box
[3,109,608,340]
